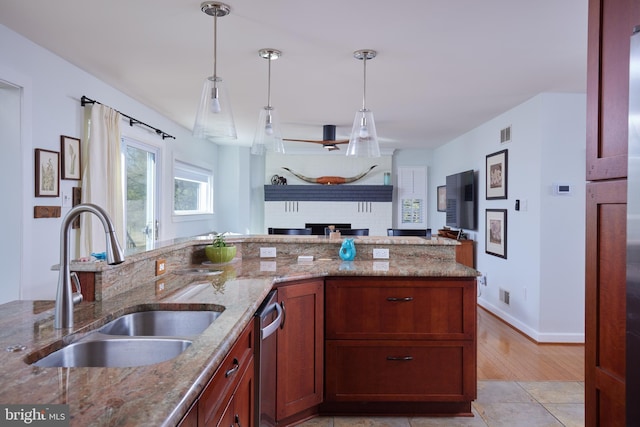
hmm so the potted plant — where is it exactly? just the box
[205,232,237,264]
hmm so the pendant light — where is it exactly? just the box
[193,2,237,141]
[346,49,381,157]
[251,49,285,155]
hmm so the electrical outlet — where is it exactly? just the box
[260,247,277,258]
[155,279,166,295]
[372,248,389,259]
[155,259,166,276]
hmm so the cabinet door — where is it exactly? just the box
[586,180,627,426]
[231,357,255,427]
[276,279,324,420]
[326,277,476,340]
[586,0,640,180]
[325,340,475,402]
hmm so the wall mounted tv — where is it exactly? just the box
[445,169,477,230]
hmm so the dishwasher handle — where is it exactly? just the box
[260,302,283,340]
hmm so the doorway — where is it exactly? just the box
[0,81,22,303]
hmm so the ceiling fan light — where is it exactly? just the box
[193,76,237,140]
[347,108,380,157]
[252,106,285,155]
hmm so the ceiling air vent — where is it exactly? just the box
[500,126,511,144]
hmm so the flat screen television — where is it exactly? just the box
[445,169,477,230]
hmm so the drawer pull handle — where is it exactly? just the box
[225,358,240,377]
[387,356,414,361]
[234,414,242,427]
[387,297,413,302]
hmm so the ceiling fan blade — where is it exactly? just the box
[283,138,349,144]
[283,125,349,148]
[283,138,326,143]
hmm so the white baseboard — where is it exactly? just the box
[477,298,584,344]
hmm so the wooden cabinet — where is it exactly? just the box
[196,319,255,427]
[275,279,324,424]
[585,180,627,427]
[323,277,476,416]
[456,240,475,268]
[586,0,637,181]
[586,0,640,425]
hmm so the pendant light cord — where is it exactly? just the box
[267,52,272,108]
[362,55,367,110]
[212,10,218,78]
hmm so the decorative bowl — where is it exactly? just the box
[204,245,237,264]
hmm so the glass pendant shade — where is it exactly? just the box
[346,108,380,157]
[252,106,285,155]
[193,76,237,141]
[251,48,284,155]
[346,49,380,158]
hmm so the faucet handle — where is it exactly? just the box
[70,272,83,305]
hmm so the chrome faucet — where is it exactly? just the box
[55,203,125,329]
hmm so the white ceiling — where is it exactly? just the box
[0,0,588,152]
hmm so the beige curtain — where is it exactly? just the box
[79,104,124,257]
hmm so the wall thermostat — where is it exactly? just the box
[554,183,572,195]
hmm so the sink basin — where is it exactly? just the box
[33,337,192,368]
[98,310,222,337]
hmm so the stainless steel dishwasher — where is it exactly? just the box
[254,289,283,427]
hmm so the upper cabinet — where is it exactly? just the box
[586,0,640,180]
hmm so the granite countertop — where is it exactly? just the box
[0,254,478,426]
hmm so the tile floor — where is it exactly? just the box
[296,381,585,427]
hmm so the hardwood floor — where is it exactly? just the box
[477,307,585,381]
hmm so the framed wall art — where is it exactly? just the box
[486,149,508,199]
[485,209,507,258]
[61,135,81,180]
[437,185,447,212]
[34,148,59,197]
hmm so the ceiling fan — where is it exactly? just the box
[283,124,349,151]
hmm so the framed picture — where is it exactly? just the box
[485,209,507,258]
[486,149,508,199]
[437,185,447,212]
[34,149,59,197]
[61,135,81,180]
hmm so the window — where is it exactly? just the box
[122,137,159,249]
[173,160,213,215]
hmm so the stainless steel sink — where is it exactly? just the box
[33,337,193,368]
[98,310,223,337]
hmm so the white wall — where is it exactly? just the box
[0,82,23,303]
[422,93,586,342]
[0,24,222,299]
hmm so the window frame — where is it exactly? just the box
[120,130,162,246]
[172,158,214,219]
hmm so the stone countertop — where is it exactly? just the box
[0,256,477,427]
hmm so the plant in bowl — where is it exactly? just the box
[205,232,237,264]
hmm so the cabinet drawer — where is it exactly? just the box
[325,278,476,340]
[199,320,255,426]
[325,340,476,402]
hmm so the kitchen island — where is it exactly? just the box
[0,235,478,426]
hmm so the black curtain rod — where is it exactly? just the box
[80,95,176,140]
